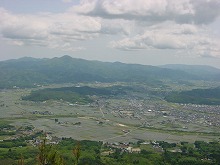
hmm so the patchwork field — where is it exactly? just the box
[1,83,220,143]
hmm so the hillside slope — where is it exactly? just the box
[0,56,219,88]
[160,64,220,81]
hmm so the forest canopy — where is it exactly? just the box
[165,87,220,105]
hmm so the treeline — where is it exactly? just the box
[22,89,92,104]
[0,132,43,148]
[22,86,127,104]
[0,137,220,165]
[0,121,16,136]
[22,87,93,104]
[0,121,14,129]
[165,87,220,105]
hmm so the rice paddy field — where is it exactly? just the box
[0,84,220,143]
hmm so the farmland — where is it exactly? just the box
[1,81,220,143]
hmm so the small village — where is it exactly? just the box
[98,98,220,131]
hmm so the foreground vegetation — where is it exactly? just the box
[0,135,220,165]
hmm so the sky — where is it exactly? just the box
[0,0,220,68]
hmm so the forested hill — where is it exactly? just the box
[0,55,219,88]
[165,87,220,105]
[160,64,220,81]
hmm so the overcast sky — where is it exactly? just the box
[1,0,220,68]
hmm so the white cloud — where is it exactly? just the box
[111,31,187,51]
[100,19,133,35]
[75,0,220,25]
[0,8,101,51]
[62,0,73,3]
[111,22,220,58]
[0,0,220,59]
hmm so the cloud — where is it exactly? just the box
[111,22,220,58]
[0,7,132,51]
[0,0,220,59]
[62,0,73,3]
[193,37,220,58]
[75,0,220,25]
[0,8,101,51]
[100,19,133,35]
[191,0,220,24]
[111,31,188,51]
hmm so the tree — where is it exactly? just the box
[73,141,81,165]
[37,138,64,165]
[17,154,24,165]
[37,139,47,165]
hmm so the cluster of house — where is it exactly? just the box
[103,142,141,155]
[170,104,220,126]
[27,133,61,147]
[32,110,53,115]
[98,97,220,129]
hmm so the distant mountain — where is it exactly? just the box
[0,56,219,88]
[159,64,220,80]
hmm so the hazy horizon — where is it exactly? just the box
[1,55,220,70]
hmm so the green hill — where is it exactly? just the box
[22,85,127,104]
[165,87,220,105]
[160,64,220,81]
[0,55,219,88]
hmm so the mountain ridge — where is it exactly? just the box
[159,64,220,80]
[0,55,219,88]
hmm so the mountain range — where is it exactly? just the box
[0,55,220,88]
